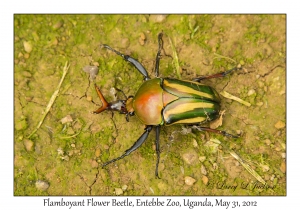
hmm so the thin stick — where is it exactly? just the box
[27,61,70,139]
[213,139,266,185]
[168,37,181,79]
[220,90,251,107]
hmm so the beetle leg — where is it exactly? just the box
[193,67,242,82]
[193,126,240,138]
[154,33,164,77]
[101,44,151,80]
[102,126,153,168]
[155,126,161,178]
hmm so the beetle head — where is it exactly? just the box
[93,84,129,115]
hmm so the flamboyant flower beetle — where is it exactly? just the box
[93,33,241,178]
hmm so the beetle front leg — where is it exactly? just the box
[102,126,153,168]
[155,126,161,178]
[101,44,151,80]
[193,66,242,82]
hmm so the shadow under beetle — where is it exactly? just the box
[93,33,241,178]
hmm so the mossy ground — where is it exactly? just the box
[14,14,286,195]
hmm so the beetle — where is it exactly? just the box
[93,33,241,178]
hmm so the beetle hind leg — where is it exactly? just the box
[193,126,240,138]
[154,33,164,77]
[193,66,243,82]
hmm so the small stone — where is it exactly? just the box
[122,185,128,191]
[61,155,69,161]
[95,148,101,157]
[115,188,123,195]
[23,139,34,151]
[192,139,198,147]
[261,164,270,172]
[23,41,33,53]
[247,89,256,96]
[53,20,64,30]
[281,152,286,159]
[280,161,286,173]
[202,176,209,185]
[149,15,167,23]
[275,120,285,129]
[24,53,30,59]
[71,143,76,148]
[57,147,64,155]
[182,151,198,165]
[199,156,206,162]
[82,66,99,80]
[265,139,271,145]
[35,180,49,191]
[60,115,73,124]
[256,102,264,106]
[91,160,99,168]
[200,165,207,175]
[86,95,93,102]
[184,176,196,186]
[139,32,146,46]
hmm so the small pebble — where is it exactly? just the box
[261,164,270,172]
[149,15,167,23]
[275,120,285,129]
[115,188,123,195]
[281,152,286,159]
[57,147,64,156]
[200,165,207,175]
[95,148,101,157]
[60,115,73,124]
[184,176,196,186]
[199,156,206,162]
[256,102,264,106]
[182,151,198,165]
[192,139,198,148]
[247,89,256,96]
[202,176,209,185]
[139,32,146,46]
[82,66,99,81]
[35,180,49,191]
[52,20,64,30]
[24,139,34,151]
[86,95,93,102]
[265,139,271,145]
[122,185,128,191]
[23,41,32,53]
[280,161,286,173]
[91,160,99,168]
